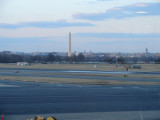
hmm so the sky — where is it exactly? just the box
[0,0,160,53]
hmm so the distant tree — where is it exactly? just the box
[111,57,117,63]
[78,53,85,62]
[0,54,9,63]
[139,56,154,63]
[132,57,138,63]
[72,54,79,62]
[105,57,112,63]
[105,57,117,63]
[23,55,32,63]
[148,56,155,62]
[47,53,55,62]
[155,57,160,63]
[10,54,23,63]
[117,57,125,64]
[55,55,62,62]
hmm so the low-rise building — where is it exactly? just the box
[17,62,30,66]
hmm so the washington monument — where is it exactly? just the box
[68,32,71,57]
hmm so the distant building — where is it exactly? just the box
[53,52,67,57]
[2,51,12,54]
[146,48,149,54]
[17,62,30,66]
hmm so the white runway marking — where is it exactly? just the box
[0,83,19,87]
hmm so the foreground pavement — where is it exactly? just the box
[4,111,160,120]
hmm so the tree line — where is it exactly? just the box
[0,52,160,63]
[0,53,85,63]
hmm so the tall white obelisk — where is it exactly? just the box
[68,32,71,57]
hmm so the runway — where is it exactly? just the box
[1,67,160,119]
[1,67,160,74]
[0,80,160,115]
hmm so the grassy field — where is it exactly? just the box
[0,63,160,72]
[0,63,160,85]
[1,75,160,85]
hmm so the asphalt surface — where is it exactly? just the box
[0,80,160,116]
[1,67,160,74]
[1,68,160,119]
[4,111,160,120]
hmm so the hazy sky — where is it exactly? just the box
[0,0,160,53]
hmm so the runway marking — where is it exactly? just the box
[0,83,19,87]
[22,80,28,82]
[11,80,16,81]
[140,111,144,120]
[50,82,56,83]
[112,87,124,89]
[35,81,40,82]
[132,87,140,89]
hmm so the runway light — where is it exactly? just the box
[2,114,4,120]
[22,80,27,82]
[50,82,56,83]
[35,81,40,82]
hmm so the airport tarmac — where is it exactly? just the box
[0,80,160,120]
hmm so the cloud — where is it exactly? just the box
[88,0,113,4]
[97,0,113,1]
[73,3,160,21]
[74,33,160,38]
[0,21,94,29]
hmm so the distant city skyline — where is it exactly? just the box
[0,0,160,53]
[0,47,158,54]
